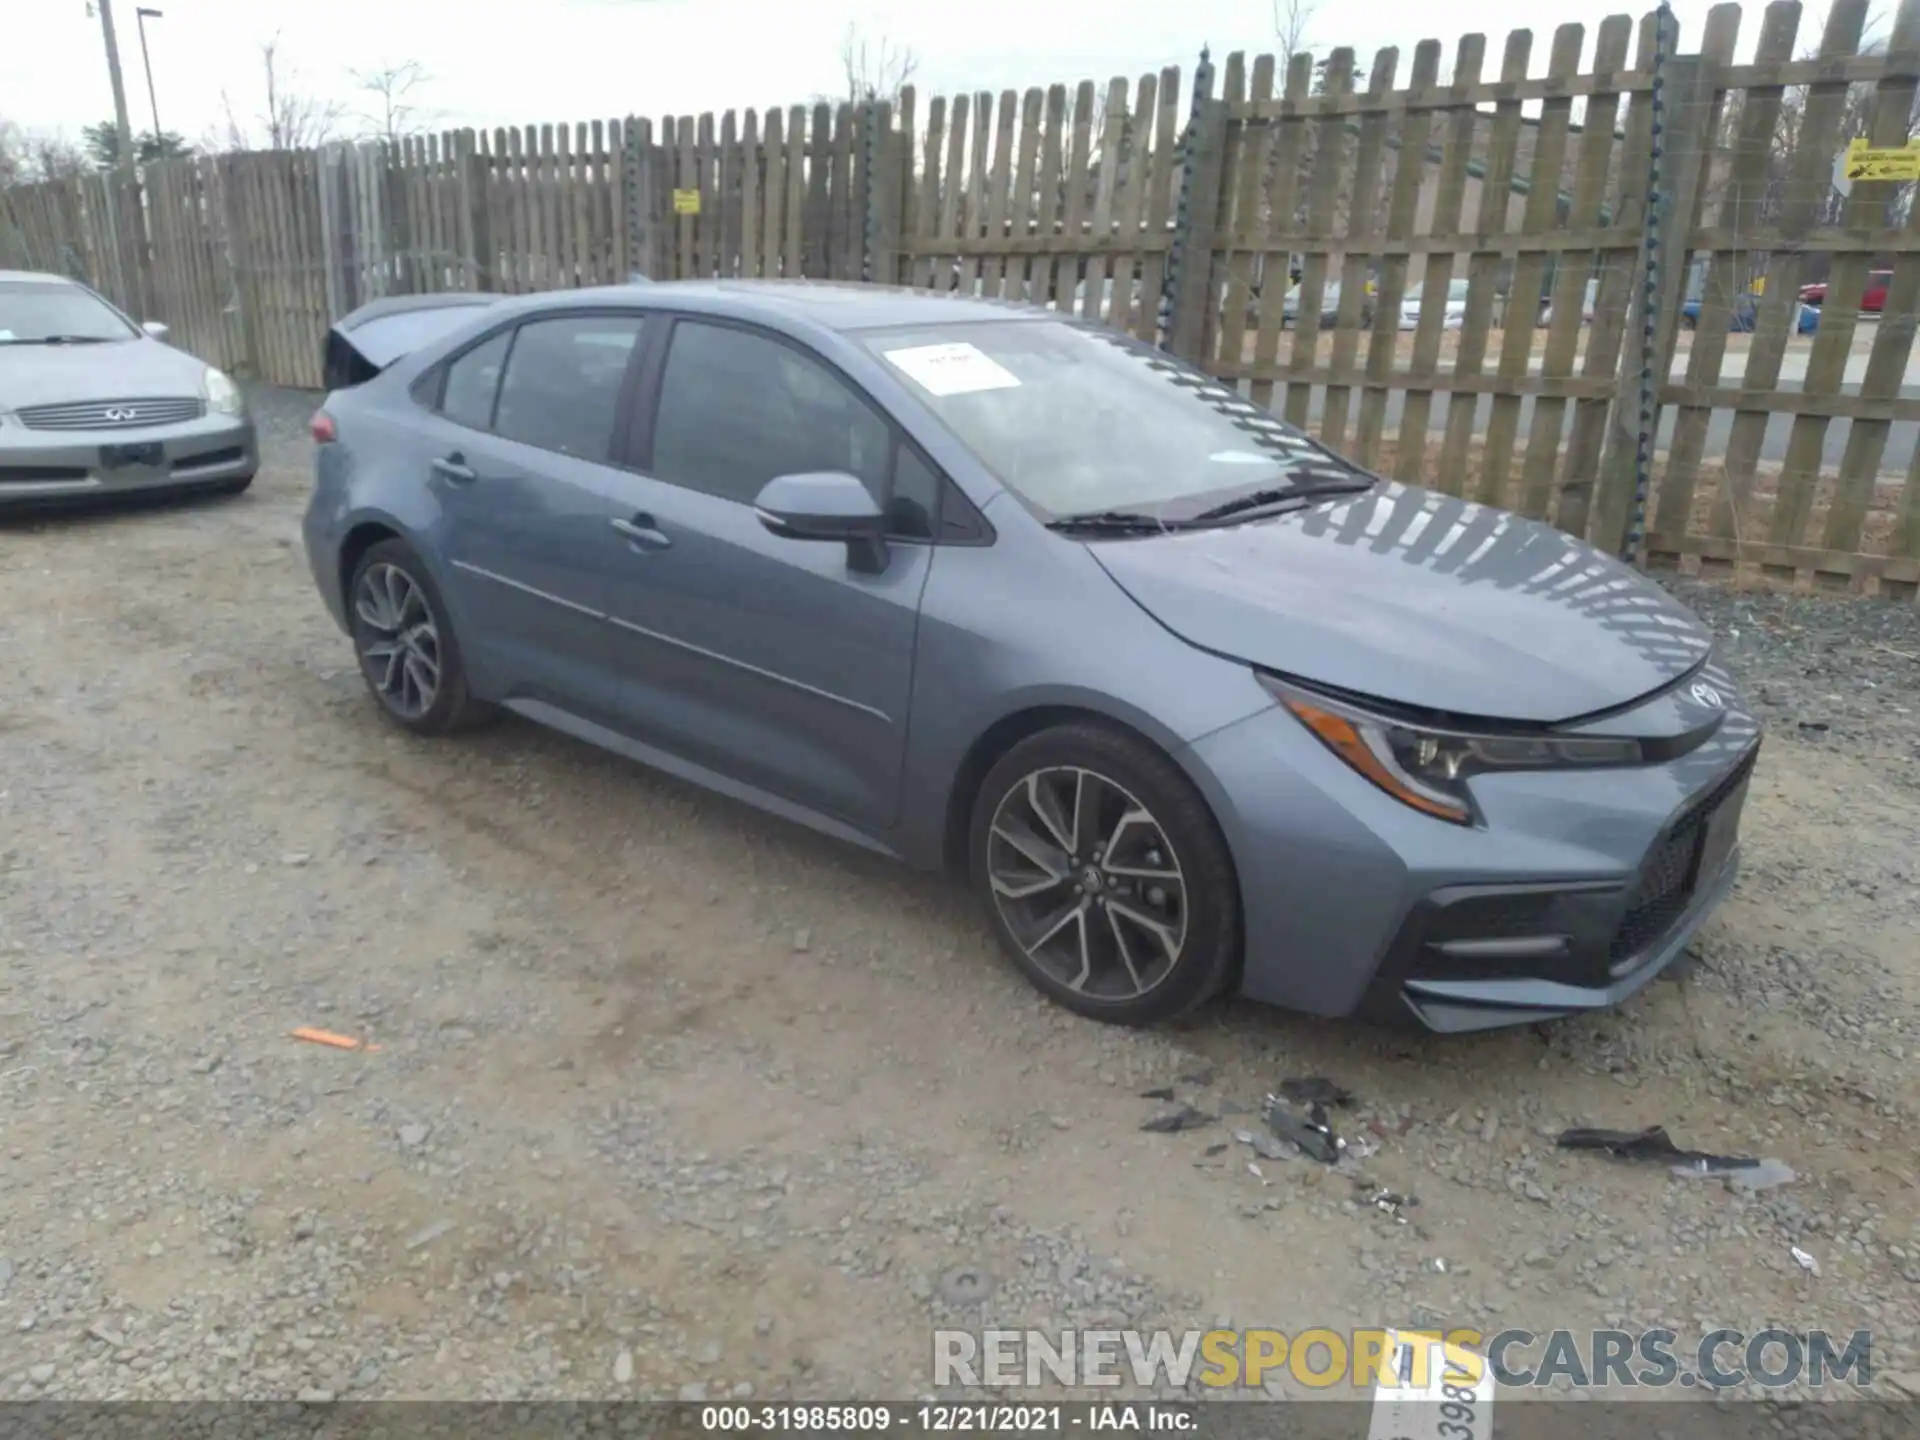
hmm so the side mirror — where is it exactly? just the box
[753,471,889,574]
[141,320,170,341]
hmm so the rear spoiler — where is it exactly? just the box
[322,292,502,391]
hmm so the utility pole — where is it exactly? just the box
[136,7,164,142]
[96,0,137,165]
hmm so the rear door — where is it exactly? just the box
[426,311,650,720]
[598,317,941,831]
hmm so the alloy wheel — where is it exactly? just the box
[985,766,1188,1001]
[354,562,441,721]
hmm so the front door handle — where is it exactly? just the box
[432,454,476,484]
[611,514,672,552]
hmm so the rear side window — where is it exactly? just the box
[440,330,511,430]
[494,315,647,461]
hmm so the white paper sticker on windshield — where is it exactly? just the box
[1208,451,1273,464]
[883,342,1021,397]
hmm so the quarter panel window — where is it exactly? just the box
[439,329,512,431]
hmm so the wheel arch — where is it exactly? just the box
[939,703,1206,879]
[337,518,406,609]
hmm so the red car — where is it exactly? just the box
[1799,270,1893,310]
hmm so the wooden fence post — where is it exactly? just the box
[1592,54,1713,557]
[460,131,494,291]
[1167,73,1228,361]
[217,156,262,381]
[867,99,907,286]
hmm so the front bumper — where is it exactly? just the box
[1183,662,1762,1032]
[0,411,257,508]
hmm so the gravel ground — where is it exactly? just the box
[1,385,1916,1407]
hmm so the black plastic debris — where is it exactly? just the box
[1139,1086,1177,1102]
[1264,1095,1341,1164]
[1141,1105,1214,1133]
[1203,1141,1230,1157]
[1278,1077,1354,1108]
[1556,1125,1760,1174]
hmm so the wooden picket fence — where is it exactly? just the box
[3,0,1917,596]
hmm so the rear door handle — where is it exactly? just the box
[611,514,672,552]
[432,454,476,484]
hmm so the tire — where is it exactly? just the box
[346,537,492,736]
[968,722,1241,1026]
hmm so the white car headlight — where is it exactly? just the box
[203,366,245,416]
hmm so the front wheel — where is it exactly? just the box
[346,538,492,736]
[969,723,1241,1026]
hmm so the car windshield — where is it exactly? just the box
[0,281,137,343]
[862,318,1363,520]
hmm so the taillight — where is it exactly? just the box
[311,410,337,444]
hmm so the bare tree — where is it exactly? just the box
[1272,0,1318,68]
[1,120,90,186]
[216,34,346,151]
[840,23,918,107]
[352,61,435,146]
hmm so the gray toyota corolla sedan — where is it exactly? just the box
[302,280,1760,1033]
[0,270,256,509]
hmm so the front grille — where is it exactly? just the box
[1608,745,1759,964]
[16,397,204,431]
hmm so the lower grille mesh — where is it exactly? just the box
[1608,745,1758,964]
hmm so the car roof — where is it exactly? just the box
[0,270,81,287]
[497,278,1053,334]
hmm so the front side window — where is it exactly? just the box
[439,329,512,431]
[493,314,646,461]
[0,281,137,345]
[651,321,891,507]
[860,319,1360,522]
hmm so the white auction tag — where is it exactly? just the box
[882,341,1021,397]
[1367,1329,1496,1440]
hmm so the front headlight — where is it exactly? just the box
[1259,674,1642,825]
[202,366,245,416]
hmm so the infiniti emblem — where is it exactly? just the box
[1689,681,1724,710]
[105,407,138,421]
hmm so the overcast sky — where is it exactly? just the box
[7,0,1807,147]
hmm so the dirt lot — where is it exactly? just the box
[2,387,1918,1406]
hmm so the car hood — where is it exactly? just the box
[1087,481,1714,724]
[0,338,206,410]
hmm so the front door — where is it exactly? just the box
[601,318,935,833]
[428,312,649,720]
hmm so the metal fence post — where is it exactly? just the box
[1162,48,1226,360]
[1594,17,1711,559]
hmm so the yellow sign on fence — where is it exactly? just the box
[672,188,701,215]
[1843,137,1920,182]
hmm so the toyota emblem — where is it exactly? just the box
[1689,681,1724,710]
[105,407,138,422]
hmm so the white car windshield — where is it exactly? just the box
[0,281,137,344]
[863,319,1364,521]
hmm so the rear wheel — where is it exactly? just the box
[969,723,1241,1026]
[347,538,491,736]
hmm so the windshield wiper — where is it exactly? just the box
[0,334,113,345]
[1046,509,1196,535]
[1188,478,1376,524]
